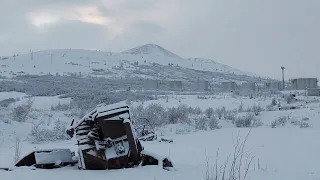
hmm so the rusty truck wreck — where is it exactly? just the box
[15,102,173,170]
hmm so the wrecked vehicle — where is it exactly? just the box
[14,102,173,170]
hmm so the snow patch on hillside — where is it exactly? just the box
[122,44,181,59]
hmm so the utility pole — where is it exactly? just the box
[281,66,285,90]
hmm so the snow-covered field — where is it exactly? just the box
[1,91,320,180]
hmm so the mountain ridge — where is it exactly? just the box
[0,44,268,83]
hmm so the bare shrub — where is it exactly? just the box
[14,137,21,163]
[0,107,11,124]
[224,111,237,121]
[290,119,301,126]
[271,116,287,128]
[167,105,190,124]
[204,130,254,180]
[271,97,277,106]
[132,104,193,127]
[0,98,16,107]
[302,117,309,121]
[51,103,70,111]
[141,103,168,127]
[216,107,226,120]
[195,116,208,130]
[12,98,34,122]
[278,116,287,126]
[188,107,202,115]
[29,119,69,143]
[252,104,263,116]
[253,118,263,127]
[130,104,144,122]
[286,95,292,104]
[235,113,254,128]
[208,116,220,130]
[238,101,244,112]
[300,122,311,128]
[205,107,214,118]
[265,104,274,111]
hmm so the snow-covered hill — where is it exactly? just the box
[122,44,182,59]
[0,44,262,81]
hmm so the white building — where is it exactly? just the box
[241,82,256,91]
[222,82,238,92]
[265,81,282,90]
[291,78,318,90]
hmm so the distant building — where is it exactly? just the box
[222,82,237,92]
[306,88,320,96]
[169,80,183,91]
[196,80,210,91]
[241,82,256,91]
[265,81,282,90]
[291,78,318,90]
[143,79,159,89]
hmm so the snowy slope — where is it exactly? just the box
[0,44,261,80]
[122,44,182,59]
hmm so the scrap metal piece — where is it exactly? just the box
[15,149,77,169]
[14,102,174,171]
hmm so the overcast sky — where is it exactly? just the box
[1,0,319,79]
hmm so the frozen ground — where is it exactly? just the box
[0,91,320,180]
[1,128,319,180]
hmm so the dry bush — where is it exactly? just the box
[252,104,263,116]
[14,137,21,163]
[0,98,16,107]
[188,107,202,115]
[205,107,214,118]
[224,111,237,121]
[143,103,168,126]
[235,113,255,128]
[300,122,311,128]
[271,97,277,106]
[204,130,254,180]
[238,102,244,113]
[167,104,190,124]
[196,116,208,130]
[51,103,70,111]
[29,119,69,143]
[216,107,226,120]
[208,116,220,130]
[12,98,34,122]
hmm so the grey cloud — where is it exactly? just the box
[1,0,320,79]
[117,0,159,10]
[130,21,163,34]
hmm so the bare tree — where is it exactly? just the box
[14,137,21,163]
[204,129,255,180]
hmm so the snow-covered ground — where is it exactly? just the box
[0,91,27,101]
[1,128,319,180]
[1,91,320,180]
